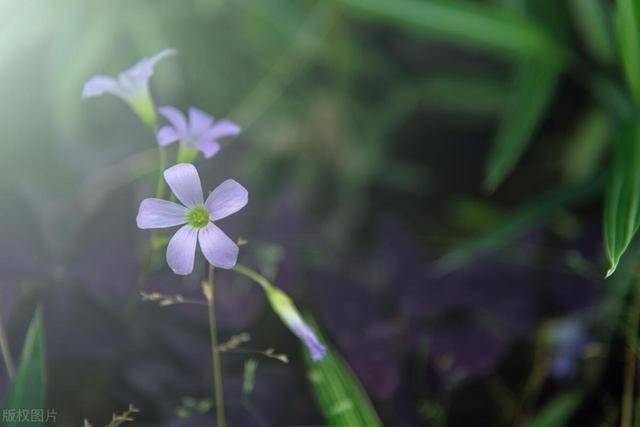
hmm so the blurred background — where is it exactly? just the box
[1,0,638,426]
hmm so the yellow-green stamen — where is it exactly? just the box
[186,205,210,228]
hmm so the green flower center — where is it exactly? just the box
[186,205,210,228]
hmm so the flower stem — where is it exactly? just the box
[125,146,167,317]
[0,304,15,379]
[204,264,226,427]
[621,275,640,427]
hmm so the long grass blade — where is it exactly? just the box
[604,124,640,278]
[484,60,561,192]
[303,316,382,427]
[616,0,640,105]
[334,0,565,62]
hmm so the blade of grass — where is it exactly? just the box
[303,316,382,427]
[562,108,611,183]
[604,124,640,278]
[524,392,581,427]
[616,0,640,105]
[484,60,561,192]
[437,173,604,272]
[568,0,615,64]
[2,308,45,414]
[334,0,566,62]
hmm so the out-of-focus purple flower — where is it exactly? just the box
[82,49,176,128]
[136,163,247,275]
[265,286,326,361]
[549,318,591,379]
[157,106,241,159]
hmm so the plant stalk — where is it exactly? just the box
[622,274,640,427]
[205,264,226,427]
[125,145,167,317]
[0,304,15,379]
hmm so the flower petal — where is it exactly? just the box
[188,107,214,136]
[159,106,188,137]
[81,75,121,99]
[198,223,239,269]
[195,140,221,158]
[164,163,204,207]
[205,179,248,221]
[166,224,198,275]
[203,119,241,140]
[157,126,180,146]
[136,198,188,229]
[124,48,177,81]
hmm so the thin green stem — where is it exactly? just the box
[233,264,271,292]
[125,145,167,317]
[622,274,640,427]
[0,304,15,379]
[205,264,226,427]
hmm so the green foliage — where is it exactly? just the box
[615,0,640,105]
[604,124,640,277]
[439,174,603,271]
[524,393,581,427]
[568,0,615,64]
[484,60,561,192]
[304,317,382,427]
[2,308,46,421]
[335,0,564,61]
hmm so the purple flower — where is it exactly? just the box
[266,286,327,361]
[156,106,241,158]
[82,49,176,127]
[136,163,248,275]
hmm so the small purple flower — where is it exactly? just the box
[156,106,241,158]
[82,49,176,127]
[136,163,248,275]
[266,286,327,361]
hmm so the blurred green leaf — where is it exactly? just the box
[334,0,565,62]
[422,75,508,116]
[304,316,382,427]
[484,61,561,191]
[2,308,45,417]
[568,0,615,64]
[604,124,640,278]
[616,0,640,105]
[524,393,580,427]
[438,174,604,272]
[562,108,611,183]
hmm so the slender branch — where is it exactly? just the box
[622,274,640,427]
[0,304,15,379]
[204,264,226,427]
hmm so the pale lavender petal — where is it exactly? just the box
[164,163,203,207]
[125,48,177,81]
[195,140,221,158]
[205,179,248,221]
[198,223,239,269]
[159,106,188,137]
[290,318,327,361]
[166,224,198,275]
[203,119,241,140]
[188,107,214,136]
[157,126,180,146]
[136,198,188,229]
[82,75,120,98]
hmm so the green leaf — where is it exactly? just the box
[421,75,509,116]
[604,124,640,278]
[304,316,382,427]
[2,308,46,416]
[616,0,640,104]
[334,0,565,62]
[562,108,611,183]
[524,393,580,427]
[438,174,604,272]
[568,0,615,64]
[484,60,561,192]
